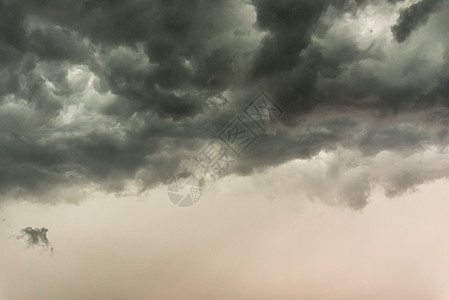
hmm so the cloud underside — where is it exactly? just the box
[0,0,449,208]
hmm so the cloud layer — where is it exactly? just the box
[0,0,449,207]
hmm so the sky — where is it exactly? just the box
[1,0,449,299]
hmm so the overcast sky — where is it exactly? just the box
[1,0,449,299]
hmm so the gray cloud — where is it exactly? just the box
[391,0,442,43]
[16,227,53,253]
[0,0,448,207]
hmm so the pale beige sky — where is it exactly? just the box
[1,158,449,300]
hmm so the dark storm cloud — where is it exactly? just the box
[0,0,241,196]
[249,0,329,78]
[0,0,448,207]
[245,0,447,122]
[391,0,442,43]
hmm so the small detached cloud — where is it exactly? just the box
[16,227,54,254]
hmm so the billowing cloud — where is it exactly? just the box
[391,0,442,43]
[0,0,448,207]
